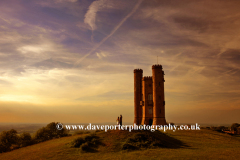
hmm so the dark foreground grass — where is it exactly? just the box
[70,133,104,152]
[0,129,240,160]
[121,130,188,150]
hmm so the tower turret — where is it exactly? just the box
[134,69,143,125]
[141,76,153,125]
[152,65,166,125]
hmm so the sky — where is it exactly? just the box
[0,0,240,124]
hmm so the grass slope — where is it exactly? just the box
[0,129,240,160]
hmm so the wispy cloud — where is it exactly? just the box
[96,51,107,59]
[76,0,143,65]
[84,0,107,31]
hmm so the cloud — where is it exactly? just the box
[76,0,143,64]
[32,58,73,69]
[96,52,102,59]
[0,0,240,124]
[96,51,107,59]
[84,0,103,31]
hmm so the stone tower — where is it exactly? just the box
[141,76,153,125]
[134,69,143,125]
[133,65,166,125]
[152,64,166,125]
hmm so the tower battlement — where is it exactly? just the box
[152,64,162,69]
[133,69,143,73]
[142,76,152,80]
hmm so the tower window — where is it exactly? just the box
[148,94,153,105]
[149,108,152,114]
[159,82,160,86]
[148,94,153,100]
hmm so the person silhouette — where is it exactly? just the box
[116,117,119,125]
[120,115,122,126]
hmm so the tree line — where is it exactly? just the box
[0,122,69,153]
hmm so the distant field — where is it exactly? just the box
[0,128,240,160]
[0,123,47,135]
[0,123,112,135]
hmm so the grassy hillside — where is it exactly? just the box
[0,129,240,160]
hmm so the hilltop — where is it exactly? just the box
[0,129,240,160]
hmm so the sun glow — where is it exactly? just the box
[0,95,36,102]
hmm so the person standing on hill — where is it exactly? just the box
[120,115,122,126]
[116,117,119,125]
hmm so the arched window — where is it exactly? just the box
[148,94,153,100]
[148,94,153,105]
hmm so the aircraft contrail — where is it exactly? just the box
[74,0,144,66]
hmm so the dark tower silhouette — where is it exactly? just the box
[152,64,166,125]
[134,69,143,125]
[141,76,153,125]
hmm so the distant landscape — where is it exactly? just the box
[0,123,233,135]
